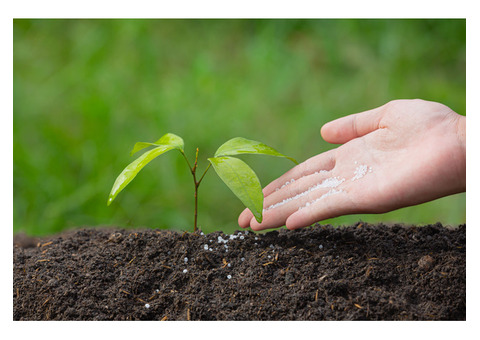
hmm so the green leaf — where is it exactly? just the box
[208,156,264,223]
[108,133,184,205]
[130,142,158,156]
[130,133,184,156]
[214,137,298,164]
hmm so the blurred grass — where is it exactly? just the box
[13,19,466,236]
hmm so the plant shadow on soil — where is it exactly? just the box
[13,222,465,320]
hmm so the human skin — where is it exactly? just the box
[238,99,466,231]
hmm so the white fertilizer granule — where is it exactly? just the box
[352,163,373,181]
[276,178,295,192]
[227,275,232,279]
[265,176,345,211]
[145,303,150,309]
[183,269,188,274]
[275,170,330,192]
[298,189,344,211]
[217,236,228,244]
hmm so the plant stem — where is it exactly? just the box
[180,150,194,173]
[193,163,212,232]
[194,183,199,232]
[192,149,199,232]
[180,148,211,232]
[198,163,212,185]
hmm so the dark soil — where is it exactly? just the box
[13,222,466,320]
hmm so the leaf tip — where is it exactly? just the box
[254,214,263,224]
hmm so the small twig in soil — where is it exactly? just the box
[258,250,268,257]
[365,266,372,277]
[221,258,229,268]
[319,274,328,281]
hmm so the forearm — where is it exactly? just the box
[455,114,466,191]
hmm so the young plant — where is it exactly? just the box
[107,133,297,231]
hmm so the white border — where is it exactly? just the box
[4,1,477,339]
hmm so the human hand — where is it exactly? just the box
[238,99,466,231]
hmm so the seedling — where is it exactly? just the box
[108,133,297,231]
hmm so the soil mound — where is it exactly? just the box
[13,223,466,320]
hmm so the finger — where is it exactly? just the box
[321,104,386,144]
[238,208,253,228]
[262,149,336,197]
[285,189,352,229]
[249,172,345,231]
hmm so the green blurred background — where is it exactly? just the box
[13,19,466,236]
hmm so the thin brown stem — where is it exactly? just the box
[194,181,199,232]
[180,150,194,173]
[197,163,211,185]
[180,148,211,232]
[192,148,199,173]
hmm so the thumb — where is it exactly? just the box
[321,104,386,144]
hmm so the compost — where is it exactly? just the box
[13,222,466,320]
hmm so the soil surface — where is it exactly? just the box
[13,222,466,320]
